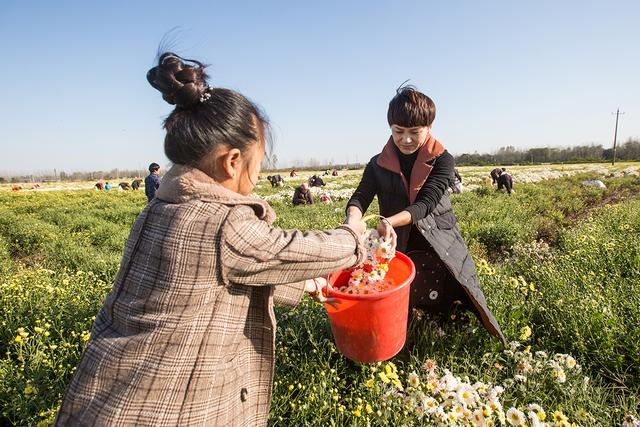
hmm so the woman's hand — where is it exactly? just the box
[304,277,340,309]
[376,218,397,251]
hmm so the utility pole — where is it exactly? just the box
[611,108,625,166]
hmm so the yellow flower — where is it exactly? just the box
[24,385,35,395]
[376,410,382,417]
[365,404,373,414]
[14,335,22,343]
[519,326,532,341]
[552,410,568,422]
[378,372,390,383]
[34,327,44,333]
[575,409,589,421]
[353,406,362,417]
[384,362,396,375]
[365,379,374,388]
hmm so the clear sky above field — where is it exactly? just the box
[1,0,639,174]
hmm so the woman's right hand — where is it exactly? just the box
[376,218,397,251]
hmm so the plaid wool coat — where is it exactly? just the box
[55,165,366,427]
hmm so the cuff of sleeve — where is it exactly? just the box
[272,281,306,308]
[335,224,367,265]
[345,200,364,216]
[405,206,420,224]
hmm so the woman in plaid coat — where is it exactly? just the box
[55,53,366,426]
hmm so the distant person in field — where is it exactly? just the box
[104,182,111,191]
[293,183,314,205]
[118,182,131,190]
[332,169,338,176]
[267,174,284,187]
[131,178,142,190]
[319,192,332,204]
[490,167,503,185]
[497,168,513,194]
[449,168,463,194]
[345,85,505,345]
[95,182,104,190]
[145,162,161,202]
[290,168,297,177]
[308,174,326,187]
[55,51,366,427]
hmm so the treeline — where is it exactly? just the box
[0,168,147,184]
[2,139,639,183]
[454,138,640,166]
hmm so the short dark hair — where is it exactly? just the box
[147,52,271,166]
[387,86,436,128]
[149,162,160,172]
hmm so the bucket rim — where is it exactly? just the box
[324,251,416,301]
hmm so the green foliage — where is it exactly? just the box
[0,172,639,425]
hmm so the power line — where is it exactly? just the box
[611,108,625,166]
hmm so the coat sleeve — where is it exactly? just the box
[272,281,306,308]
[346,160,378,214]
[405,151,455,224]
[221,205,366,287]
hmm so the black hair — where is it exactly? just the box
[148,162,160,172]
[147,52,271,166]
[387,85,436,128]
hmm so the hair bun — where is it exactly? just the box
[147,52,209,108]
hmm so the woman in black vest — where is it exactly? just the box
[345,86,505,345]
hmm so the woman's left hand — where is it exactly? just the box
[304,277,340,309]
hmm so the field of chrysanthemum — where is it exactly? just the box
[1,163,639,426]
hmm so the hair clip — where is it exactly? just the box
[199,86,212,103]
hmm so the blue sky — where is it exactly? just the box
[1,0,639,174]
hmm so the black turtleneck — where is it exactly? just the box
[394,144,420,181]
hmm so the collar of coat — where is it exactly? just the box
[376,135,445,204]
[156,164,276,224]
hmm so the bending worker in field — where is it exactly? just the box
[345,85,506,345]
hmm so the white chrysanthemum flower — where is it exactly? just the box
[553,367,567,383]
[422,397,438,413]
[449,404,465,419]
[442,373,460,392]
[565,355,577,369]
[407,371,420,388]
[456,385,476,407]
[487,399,503,414]
[506,407,526,425]
[514,374,527,382]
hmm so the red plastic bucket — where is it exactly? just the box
[323,252,416,363]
